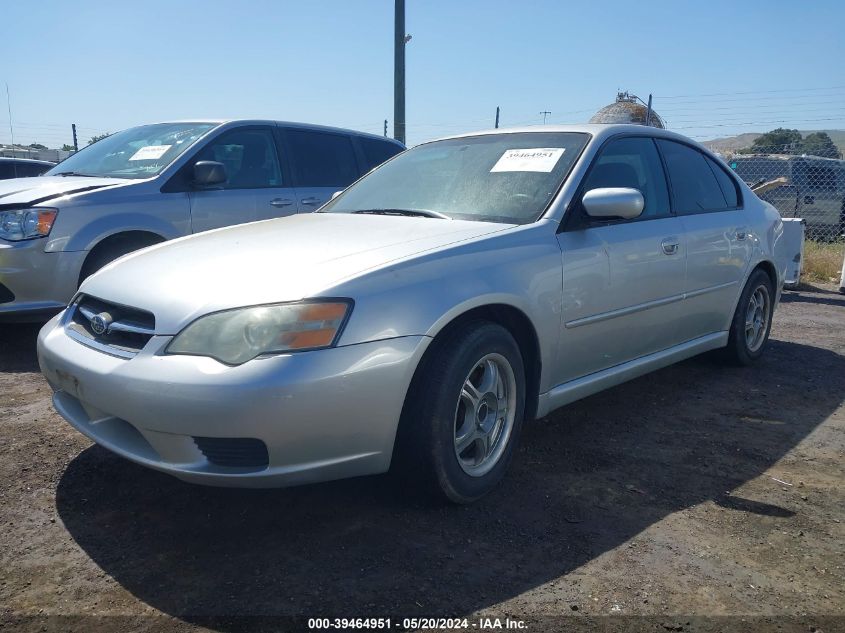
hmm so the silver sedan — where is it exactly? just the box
[37,124,785,503]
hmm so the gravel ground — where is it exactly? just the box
[1,285,843,632]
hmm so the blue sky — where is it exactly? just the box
[2,0,844,148]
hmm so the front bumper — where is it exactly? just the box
[0,239,85,319]
[38,315,428,487]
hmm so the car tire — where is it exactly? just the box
[724,268,775,366]
[398,321,526,504]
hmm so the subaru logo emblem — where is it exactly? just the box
[90,312,112,335]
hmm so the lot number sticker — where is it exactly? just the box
[490,148,565,173]
[129,145,172,161]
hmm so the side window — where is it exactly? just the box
[657,140,728,214]
[197,128,282,189]
[0,163,12,179]
[19,163,49,177]
[286,130,359,187]
[359,137,402,171]
[581,136,670,219]
[705,155,740,208]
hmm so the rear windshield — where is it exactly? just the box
[45,122,216,180]
[322,132,589,224]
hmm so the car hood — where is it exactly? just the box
[81,213,513,334]
[0,176,129,207]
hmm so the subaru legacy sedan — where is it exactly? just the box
[0,120,402,320]
[38,124,784,503]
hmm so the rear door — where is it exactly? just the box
[657,139,751,341]
[188,126,294,233]
[282,128,362,211]
[556,136,686,383]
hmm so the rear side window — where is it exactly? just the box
[705,155,740,207]
[657,140,728,214]
[286,130,359,187]
[17,162,50,177]
[359,137,403,171]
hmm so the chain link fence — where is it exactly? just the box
[720,146,845,243]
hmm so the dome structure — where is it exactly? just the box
[589,91,665,129]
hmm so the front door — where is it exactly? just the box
[189,126,296,233]
[556,136,686,384]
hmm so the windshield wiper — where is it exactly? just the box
[54,171,98,177]
[351,208,451,220]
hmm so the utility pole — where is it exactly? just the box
[384,119,388,137]
[72,123,79,152]
[393,0,407,144]
[644,94,653,127]
[495,106,500,129]
[540,110,551,125]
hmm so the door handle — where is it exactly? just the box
[735,228,748,241]
[300,197,323,206]
[270,198,294,208]
[661,238,680,256]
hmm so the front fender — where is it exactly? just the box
[332,223,563,393]
[57,212,185,253]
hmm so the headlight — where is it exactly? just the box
[0,208,58,241]
[166,300,352,365]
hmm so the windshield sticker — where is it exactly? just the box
[129,145,172,161]
[490,148,565,173]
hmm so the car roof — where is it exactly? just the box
[427,123,703,146]
[142,119,405,148]
[0,156,56,166]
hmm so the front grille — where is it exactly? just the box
[0,282,14,304]
[66,295,155,356]
[193,437,269,469]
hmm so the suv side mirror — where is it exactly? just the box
[582,187,644,220]
[193,161,227,187]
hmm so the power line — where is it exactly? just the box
[656,84,845,99]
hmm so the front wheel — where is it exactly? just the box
[724,269,775,365]
[398,322,526,504]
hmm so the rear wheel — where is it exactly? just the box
[398,322,525,503]
[724,269,775,365]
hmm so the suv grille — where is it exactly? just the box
[193,437,269,469]
[66,295,155,357]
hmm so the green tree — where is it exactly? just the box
[28,142,48,150]
[61,144,75,152]
[748,128,802,153]
[798,132,840,158]
[88,133,110,145]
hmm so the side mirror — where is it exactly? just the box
[193,161,227,187]
[582,187,644,220]
[331,191,343,200]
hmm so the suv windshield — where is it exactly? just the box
[322,132,589,223]
[45,122,217,180]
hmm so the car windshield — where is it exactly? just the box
[322,132,589,223]
[45,122,217,180]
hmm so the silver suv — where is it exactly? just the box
[0,120,403,320]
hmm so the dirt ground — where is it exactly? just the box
[1,285,843,633]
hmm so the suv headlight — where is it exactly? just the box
[0,208,58,241]
[166,300,353,365]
